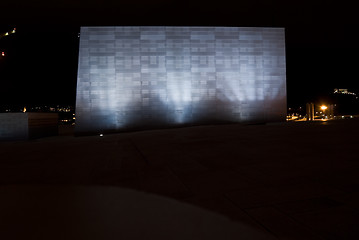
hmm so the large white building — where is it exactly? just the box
[75,27,286,134]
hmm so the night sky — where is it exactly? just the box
[0,0,358,107]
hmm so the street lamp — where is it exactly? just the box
[320,105,327,111]
[320,105,327,119]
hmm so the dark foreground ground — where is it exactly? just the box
[1,119,359,239]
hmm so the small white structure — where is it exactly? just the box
[0,113,58,140]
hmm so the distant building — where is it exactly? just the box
[332,88,359,115]
[334,88,356,95]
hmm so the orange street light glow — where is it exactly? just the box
[320,105,328,111]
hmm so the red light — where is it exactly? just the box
[1,52,4,57]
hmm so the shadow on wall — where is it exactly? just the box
[75,93,286,136]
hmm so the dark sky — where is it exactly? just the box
[0,0,358,107]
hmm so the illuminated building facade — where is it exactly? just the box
[75,27,286,134]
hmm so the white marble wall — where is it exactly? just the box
[76,27,286,133]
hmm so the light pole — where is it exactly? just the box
[320,105,327,118]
